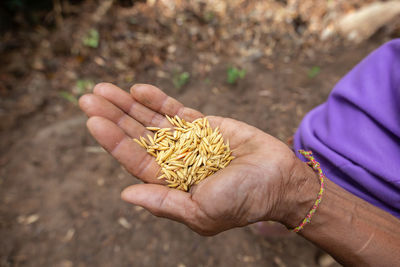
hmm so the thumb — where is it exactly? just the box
[121,184,197,223]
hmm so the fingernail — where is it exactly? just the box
[120,188,132,202]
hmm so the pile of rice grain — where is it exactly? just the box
[133,115,234,191]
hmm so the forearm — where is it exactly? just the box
[283,160,400,266]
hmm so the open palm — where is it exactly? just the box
[79,83,300,235]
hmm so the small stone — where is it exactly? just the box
[242,255,255,262]
[62,228,75,242]
[25,214,39,224]
[167,45,176,54]
[317,252,336,267]
[97,178,105,186]
[94,56,106,66]
[57,260,73,267]
[259,90,271,97]
[134,206,144,212]
[211,87,220,95]
[118,217,132,229]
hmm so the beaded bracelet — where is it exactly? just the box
[291,150,325,233]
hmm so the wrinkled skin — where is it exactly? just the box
[79,83,305,235]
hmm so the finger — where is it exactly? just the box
[206,116,259,151]
[86,116,163,184]
[130,83,204,122]
[79,94,151,138]
[121,183,197,223]
[93,83,171,128]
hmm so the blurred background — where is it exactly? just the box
[1,0,399,266]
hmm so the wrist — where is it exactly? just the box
[277,157,321,229]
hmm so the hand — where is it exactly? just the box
[79,83,313,235]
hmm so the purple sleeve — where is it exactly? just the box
[294,39,400,218]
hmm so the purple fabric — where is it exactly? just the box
[294,39,400,218]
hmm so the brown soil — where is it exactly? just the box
[0,1,395,266]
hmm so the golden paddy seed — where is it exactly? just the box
[133,115,234,191]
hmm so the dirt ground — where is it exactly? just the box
[0,1,398,266]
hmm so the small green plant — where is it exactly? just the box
[173,72,190,89]
[308,66,321,78]
[75,79,94,94]
[83,29,100,48]
[204,11,215,23]
[60,79,94,105]
[227,67,246,84]
[59,91,78,105]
